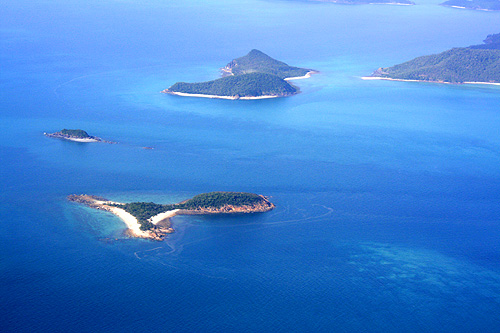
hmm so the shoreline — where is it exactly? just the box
[284,70,318,81]
[163,71,317,100]
[44,132,115,144]
[68,194,275,241]
[161,90,285,100]
[361,76,500,86]
[68,195,175,241]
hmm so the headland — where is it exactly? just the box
[365,33,500,85]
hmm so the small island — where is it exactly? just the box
[163,49,316,100]
[441,0,500,11]
[45,129,114,143]
[364,33,500,85]
[68,192,275,241]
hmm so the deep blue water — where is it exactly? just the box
[2,0,500,331]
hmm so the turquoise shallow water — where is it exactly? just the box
[2,0,500,331]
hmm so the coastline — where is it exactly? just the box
[163,70,317,100]
[44,132,115,143]
[161,90,283,100]
[361,76,500,86]
[284,70,317,81]
[68,193,274,241]
[68,195,175,241]
[150,209,181,225]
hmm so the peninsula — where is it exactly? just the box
[45,129,114,143]
[163,49,316,99]
[68,192,275,241]
[441,0,500,10]
[364,33,500,85]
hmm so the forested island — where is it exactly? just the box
[45,129,114,143]
[68,192,275,241]
[163,49,316,99]
[365,33,500,84]
[441,0,500,10]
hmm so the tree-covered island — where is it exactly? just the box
[68,192,275,241]
[366,33,500,84]
[44,129,114,143]
[163,49,316,99]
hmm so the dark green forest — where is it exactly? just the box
[169,73,297,97]
[167,49,311,97]
[374,34,500,83]
[60,129,90,138]
[112,192,268,231]
[229,49,310,79]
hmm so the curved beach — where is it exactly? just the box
[361,76,500,86]
[162,90,282,100]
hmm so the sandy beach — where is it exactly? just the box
[162,90,281,100]
[108,206,148,237]
[284,71,316,81]
[150,209,181,225]
[163,70,317,100]
[67,195,175,240]
[66,137,100,142]
[361,76,500,86]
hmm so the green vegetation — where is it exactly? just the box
[166,50,312,98]
[372,34,500,83]
[226,49,310,79]
[168,73,297,97]
[181,192,264,209]
[110,202,176,230]
[60,129,90,138]
[110,192,269,231]
[441,0,500,10]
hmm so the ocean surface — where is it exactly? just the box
[2,0,500,331]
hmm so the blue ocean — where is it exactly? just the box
[2,0,500,331]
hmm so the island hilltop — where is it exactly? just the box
[163,49,317,100]
[364,33,500,85]
[68,192,275,241]
[45,129,114,143]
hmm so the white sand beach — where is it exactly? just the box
[66,137,100,142]
[150,209,181,225]
[162,90,281,100]
[362,76,500,86]
[284,71,316,81]
[108,206,148,237]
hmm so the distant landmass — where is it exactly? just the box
[44,129,114,143]
[163,49,316,100]
[441,0,500,10]
[366,33,500,84]
[289,0,414,5]
[68,192,275,241]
